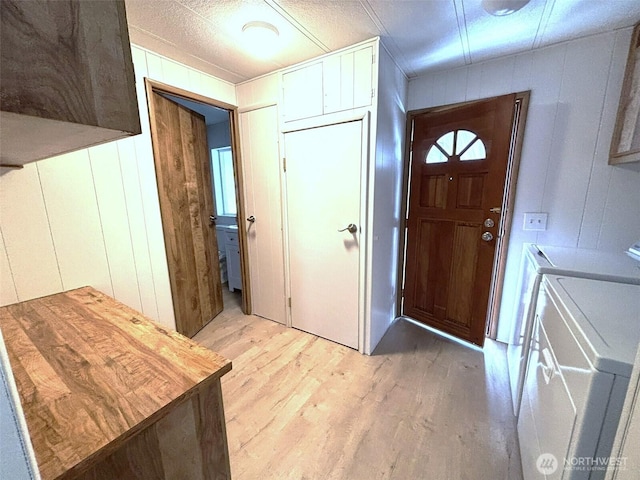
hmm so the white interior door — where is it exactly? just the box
[284,120,363,349]
[240,106,286,324]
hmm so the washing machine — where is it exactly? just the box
[518,275,640,480]
[507,243,640,416]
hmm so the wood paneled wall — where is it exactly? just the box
[0,46,237,331]
[407,28,640,342]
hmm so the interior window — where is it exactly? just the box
[211,147,237,216]
[425,129,486,163]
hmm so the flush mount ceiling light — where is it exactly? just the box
[481,0,530,16]
[242,21,280,58]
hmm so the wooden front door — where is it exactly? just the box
[403,94,516,346]
[284,120,364,349]
[148,90,223,337]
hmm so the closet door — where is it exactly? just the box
[284,120,364,349]
[239,106,286,324]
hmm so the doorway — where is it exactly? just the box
[145,79,250,336]
[398,92,529,347]
[162,94,244,311]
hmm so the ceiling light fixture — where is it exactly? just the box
[241,21,280,59]
[481,0,530,16]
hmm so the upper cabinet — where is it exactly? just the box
[323,46,374,115]
[282,62,324,122]
[282,45,374,123]
[0,0,141,168]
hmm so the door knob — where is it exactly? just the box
[338,223,358,234]
[209,215,217,226]
[247,215,255,223]
[481,231,494,242]
[483,218,495,228]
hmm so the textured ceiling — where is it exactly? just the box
[125,0,640,84]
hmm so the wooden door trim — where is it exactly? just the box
[395,91,530,342]
[144,78,251,316]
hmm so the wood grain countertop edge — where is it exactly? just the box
[0,286,232,480]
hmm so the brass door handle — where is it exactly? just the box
[338,223,358,234]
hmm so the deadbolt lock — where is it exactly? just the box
[484,218,495,228]
[481,231,494,242]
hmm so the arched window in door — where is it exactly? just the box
[425,129,487,164]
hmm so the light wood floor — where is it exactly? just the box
[195,291,523,480]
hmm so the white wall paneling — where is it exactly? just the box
[236,72,280,109]
[366,43,407,354]
[0,230,18,306]
[536,33,615,248]
[130,48,174,328]
[408,28,640,343]
[0,165,62,303]
[0,45,238,334]
[37,150,113,295]
[579,29,638,250]
[88,142,142,312]
[116,137,160,321]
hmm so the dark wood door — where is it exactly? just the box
[403,94,516,346]
[148,90,223,337]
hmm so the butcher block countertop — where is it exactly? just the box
[0,286,232,480]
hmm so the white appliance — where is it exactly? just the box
[518,275,640,480]
[507,243,640,415]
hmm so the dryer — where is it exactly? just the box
[507,243,640,415]
[518,275,640,480]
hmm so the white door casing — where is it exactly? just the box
[239,105,287,324]
[284,120,364,349]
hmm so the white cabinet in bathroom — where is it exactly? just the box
[219,227,242,292]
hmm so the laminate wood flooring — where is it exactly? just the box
[195,296,522,480]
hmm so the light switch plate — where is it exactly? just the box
[523,212,548,231]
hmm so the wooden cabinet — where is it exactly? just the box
[0,0,141,167]
[0,287,232,480]
[282,46,374,123]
